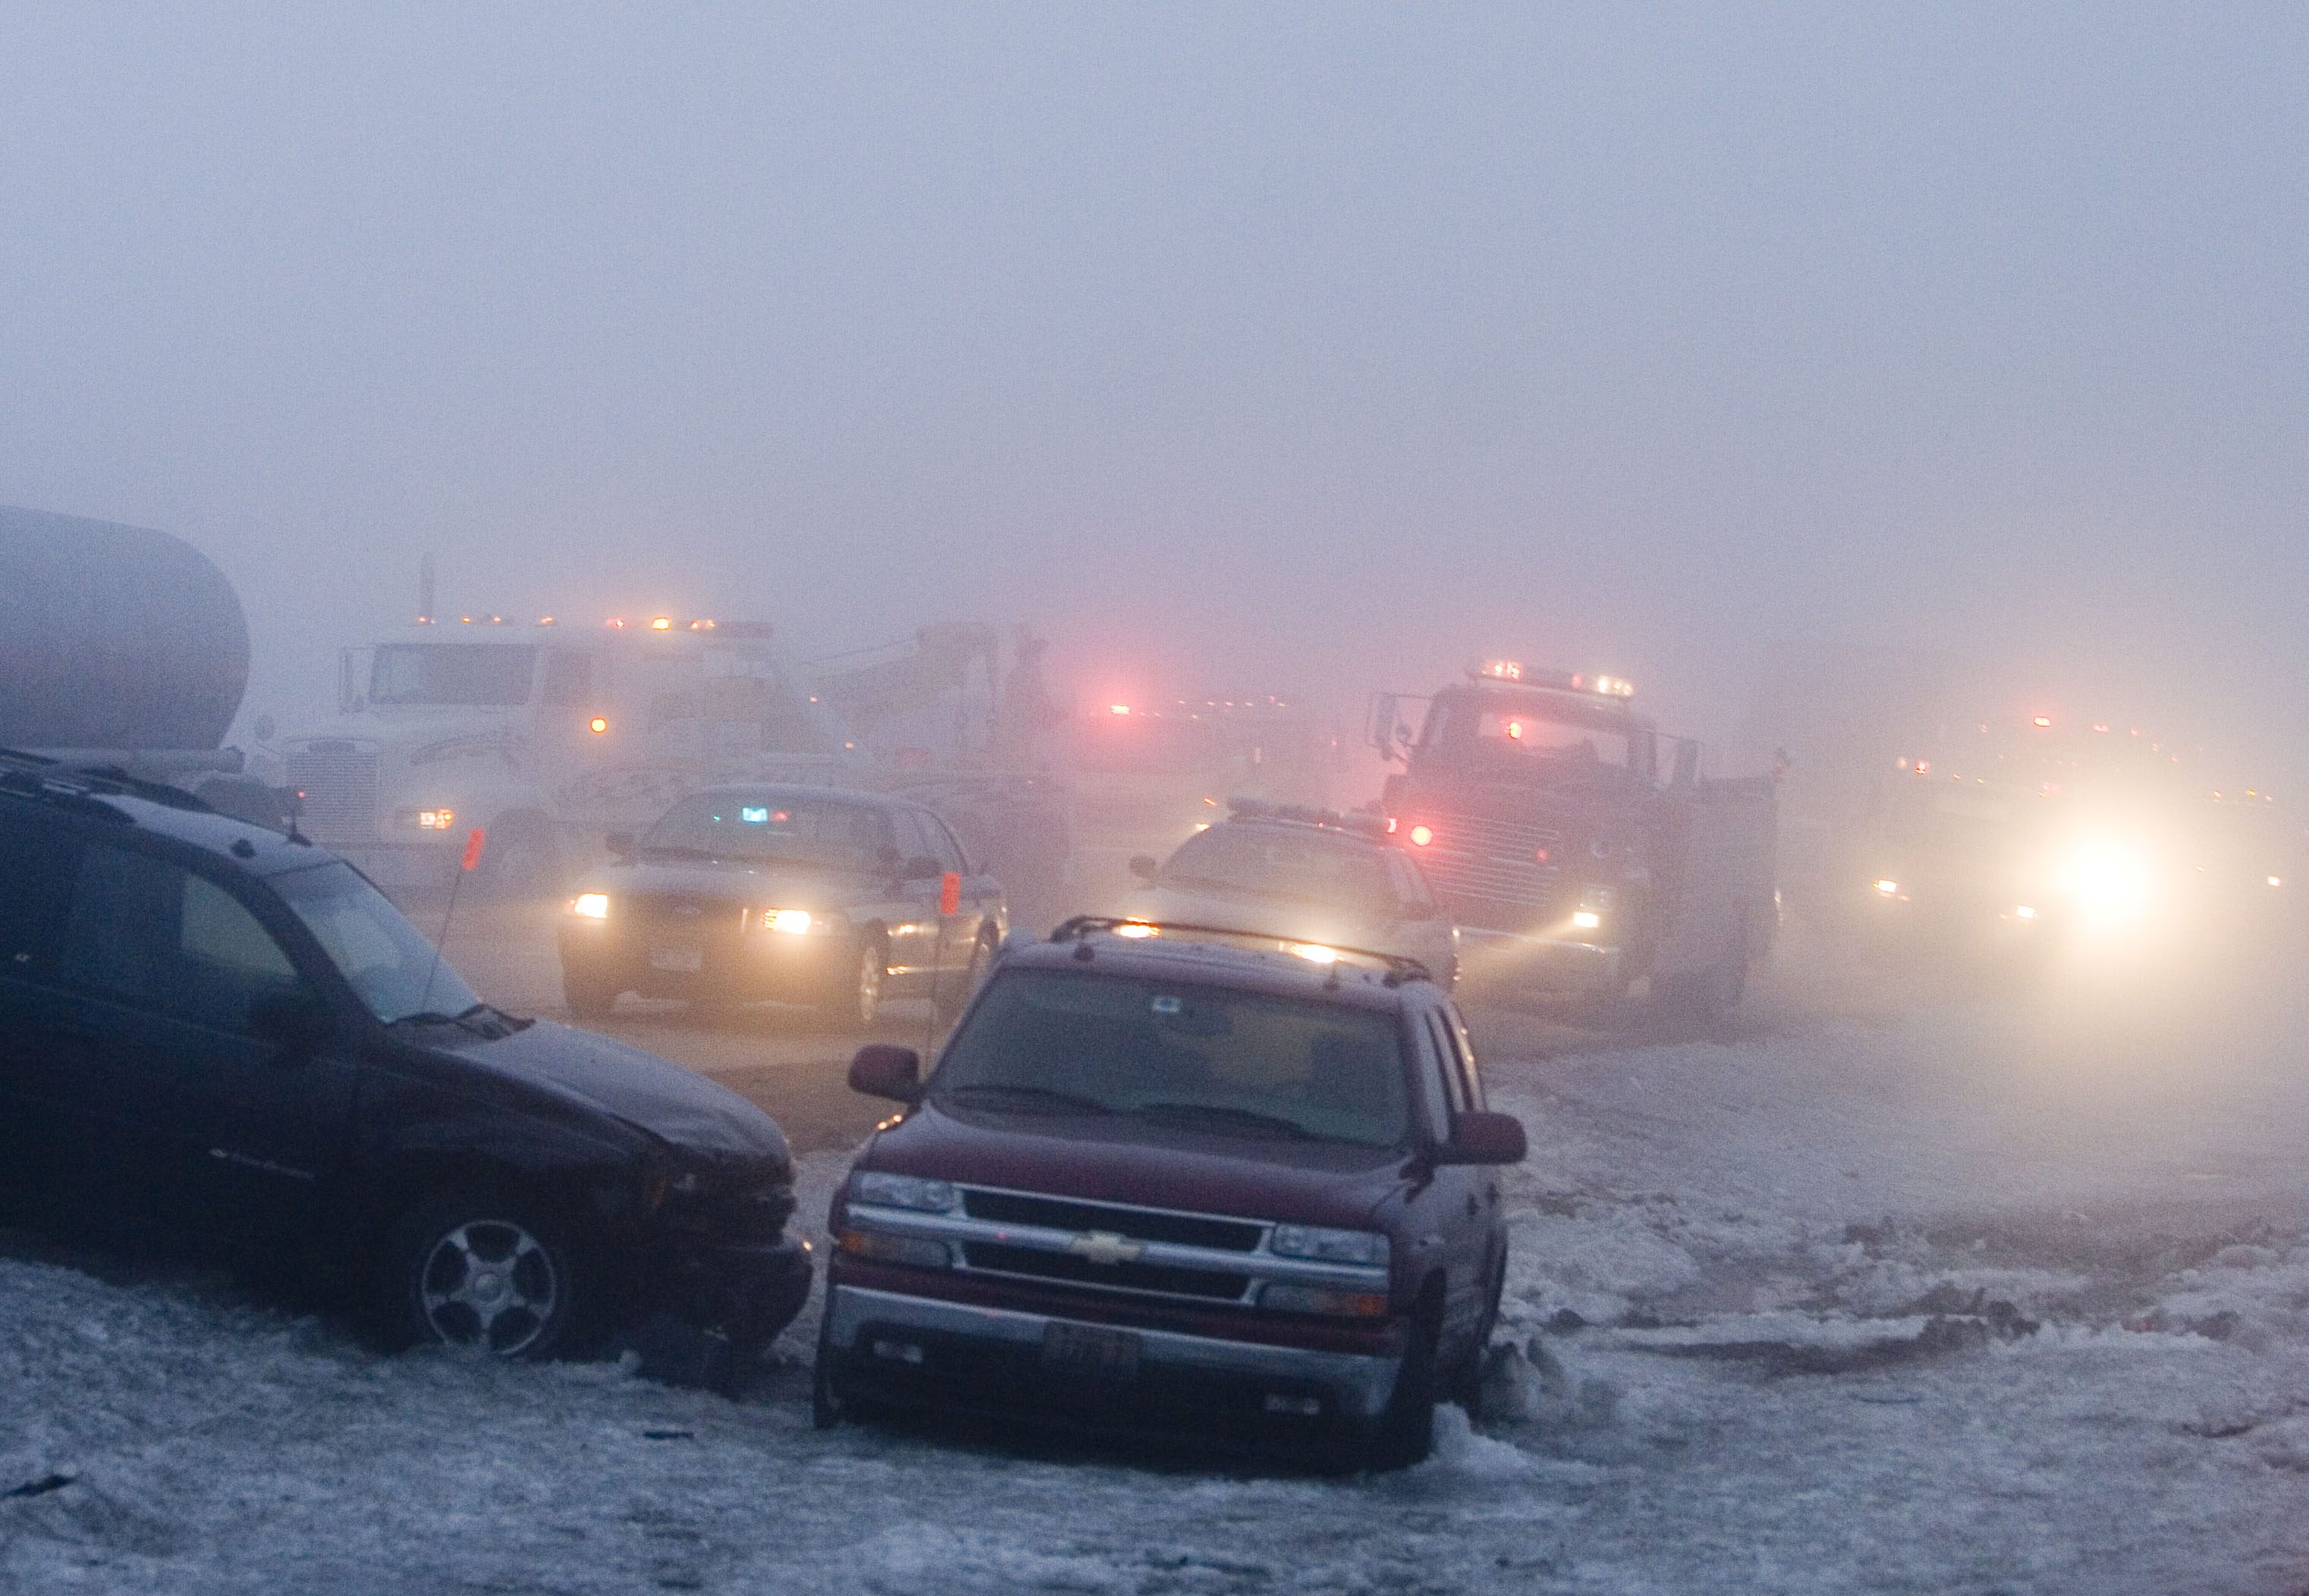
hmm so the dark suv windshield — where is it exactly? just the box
[642,793,894,872]
[272,861,479,1022]
[1159,825,1394,916]
[934,968,1409,1148]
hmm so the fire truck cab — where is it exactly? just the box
[1372,661,1775,1013]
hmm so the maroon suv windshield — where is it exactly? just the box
[932,968,1410,1148]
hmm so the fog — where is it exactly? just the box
[3,4,2304,782]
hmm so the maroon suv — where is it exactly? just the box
[812,918,1525,1469]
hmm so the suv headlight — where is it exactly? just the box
[567,892,610,919]
[850,1171,961,1214]
[1268,1224,1390,1268]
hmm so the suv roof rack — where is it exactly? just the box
[1224,795,1387,839]
[1047,916,1434,985]
[0,746,215,820]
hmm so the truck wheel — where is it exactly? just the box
[821,935,887,1032]
[479,815,561,900]
[563,966,620,1023]
[1360,1318,1439,1471]
[374,1190,590,1360]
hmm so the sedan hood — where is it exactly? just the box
[580,856,870,910]
[437,1019,790,1165]
[1122,885,1393,954]
[863,1101,1409,1231]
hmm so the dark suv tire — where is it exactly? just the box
[1359,1318,1439,1471]
[375,1189,591,1360]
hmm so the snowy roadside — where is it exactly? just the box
[5,991,2307,1594]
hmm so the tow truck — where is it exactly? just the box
[1370,660,1776,1013]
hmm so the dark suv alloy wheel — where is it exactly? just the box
[375,1191,591,1359]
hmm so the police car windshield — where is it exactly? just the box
[369,644,537,707]
[272,862,480,1023]
[935,969,1409,1148]
[1159,825,1394,916]
[640,793,894,872]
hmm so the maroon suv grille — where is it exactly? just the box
[961,1190,1263,1252]
[960,1242,1250,1302]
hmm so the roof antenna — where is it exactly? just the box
[420,828,485,1016]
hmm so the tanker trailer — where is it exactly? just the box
[0,503,287,825]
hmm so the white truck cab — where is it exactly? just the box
[281,616,854,896]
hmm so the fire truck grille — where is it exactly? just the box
[1414,815,1565,920]
[285,746,379,848]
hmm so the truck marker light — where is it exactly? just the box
[2032,715,2054,728]
[1384,816,1398,834]
[605,617,626,629]
[689,618,716,630]
[1109,703,1131,715]
[1505,719,1523,740]
[1534,846,1550,863]
[650,616,673,631]
[1874,879,1900,897]
[2270,876,2284,888]
[570,893,610,919]
[416,808,454,830]
[589,716,610,734]
[2014,905,2039,919]
[1408,825,1434,847]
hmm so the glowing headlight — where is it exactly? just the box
[2014,904,2039,921]
[761,908,813,935]
[1570,910,1602,931]
[2268,876,2284,889]
[1269,1224,1390,1268]
[1286,942,1339,964]
[1114,922,1160,938]
[1873,878,1901,897]
[849,1171,960,1213]
[567,892,609,919]
[2060,840,2152,924]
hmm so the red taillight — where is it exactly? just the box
[1408,825,1434,847]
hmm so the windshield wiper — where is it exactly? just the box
[1128,1102,1318,1139]
[942,1083,1114,1116]
[457,1001,533,1035]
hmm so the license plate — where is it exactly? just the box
[649,944,705,972]
[1041,1321,1142,1381]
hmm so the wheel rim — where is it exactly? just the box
[418,1219,559,1355]
[856,945,884,1024]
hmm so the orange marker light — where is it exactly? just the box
[1408,825,1434,847]
[2032,716,2054,728]
[649,616,673,631]
[589,716,609,734]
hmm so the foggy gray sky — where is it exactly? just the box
[2,5,2303,781]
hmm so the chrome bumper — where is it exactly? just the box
[825,1283,1404,1419]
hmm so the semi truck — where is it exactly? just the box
[0,504,287,825]
[1371,659,1777,1014]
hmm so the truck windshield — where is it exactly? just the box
[934,969,1409,1148]
[641,793,895,872]
[271,862,480,1023]
[1159,825,1394,916]
[370,645,538,707]
[1424,692,1634,774]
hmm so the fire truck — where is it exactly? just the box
[1371,660,1777,1013]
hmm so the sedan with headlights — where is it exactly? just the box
[558,786,1006,1029]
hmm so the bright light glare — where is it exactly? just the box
[1570,910,1602,931]
[2060,840,2153,925]
[569,893,610,919]
[2269,876,2284,888]
[1286,942,1339,964]
[417,808,454,830]
[650,616,673,631]
[588,715,610,734]
[1408,825,1434,847]
[1114,922,1159,938]
[1874,878,1900,897]
[1109,703,1132,716]
[762,908,812,935]
[2014,904,2039,920]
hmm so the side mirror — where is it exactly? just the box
[1434,1109,1526,1167]
[605,830,635,859]
[1127,853,1159,883]
[850,1043,922,1103]
[248,991,333,1051]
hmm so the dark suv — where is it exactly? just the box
[813,917,1525,1469]
[0,753,812,1365]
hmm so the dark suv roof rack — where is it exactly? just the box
[0,746,215,820]
[1047,916,1434,985]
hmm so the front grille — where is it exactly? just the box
[1416,812,1564,919]
[959,1241,1251,1302]
[285,745,379,848]
[627,892,752,934]
[961,1189,1264,1252]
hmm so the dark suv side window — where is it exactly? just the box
[0,818,80,976]
[58,842,303,1032]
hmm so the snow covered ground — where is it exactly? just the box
[5,944,2307,1594]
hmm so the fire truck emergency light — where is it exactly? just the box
[589,716,610,734]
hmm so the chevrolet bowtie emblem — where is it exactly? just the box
[1067,1230,1144,1266]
